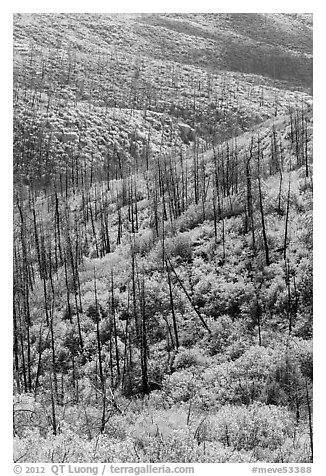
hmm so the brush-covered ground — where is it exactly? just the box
[13,14,313,463]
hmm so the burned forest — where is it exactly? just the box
[13,13,313,463]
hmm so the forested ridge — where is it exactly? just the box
[13,13,313,463]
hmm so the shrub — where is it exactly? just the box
[209,402,293,452]
[163,369,202,403]
[201,315,251,358]
[132,230,155,256]
[177,204,205,231]
[167,233,193,262]
[201,346,279,405]
[174,347,207,370]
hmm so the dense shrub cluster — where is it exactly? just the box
[13,13,312,464]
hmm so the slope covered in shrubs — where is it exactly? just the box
[13,13,313,463]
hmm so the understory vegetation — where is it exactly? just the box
[13,13,313,463]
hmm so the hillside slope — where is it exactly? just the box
[14,13,312,89]
[13,13,313,464]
